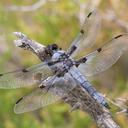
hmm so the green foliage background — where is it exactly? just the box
[0,0,128,128]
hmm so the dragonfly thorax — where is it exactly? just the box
[51,57,74,77]
[52,50,65,61]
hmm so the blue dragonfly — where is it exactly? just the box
[0,11,128,114]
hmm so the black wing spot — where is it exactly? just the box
[115,34,123,39]
[87,12,92,18]
[22,69,29,73]
[80,29,84,34]
[16,97,23,104]
[0,74,3,77]
[75,57,87,67]
[97,48,102,52]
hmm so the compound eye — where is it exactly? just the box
[51,44,58,50]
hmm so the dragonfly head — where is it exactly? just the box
[38,44,59,61]
[41,44,59,61]
[45,44,67,62]
[48,44,58,51]
[46,43,59,55]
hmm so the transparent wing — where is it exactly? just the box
[68,10,101,58]
[14,73,77,114]
[78,34,128,76]
[0,62,53,89]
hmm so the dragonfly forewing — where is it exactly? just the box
[68,10,101,58]
[0,62,53,89]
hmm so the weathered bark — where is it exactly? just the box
[14,32,120,128]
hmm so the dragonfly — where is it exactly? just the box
[0,10,128,114]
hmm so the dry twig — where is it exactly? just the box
[6,0,57,12]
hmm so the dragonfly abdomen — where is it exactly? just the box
[81,81,109,108]
[69,66,109,108]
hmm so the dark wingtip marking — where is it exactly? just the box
[115,34,123,39]
[16,97,23,104]
[0,74,3,77]
[80,29,84,34]
[87,12,92,18]
[97,48,102,52]
[22,69,29,73]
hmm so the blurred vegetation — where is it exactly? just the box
[0,0,128,128]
